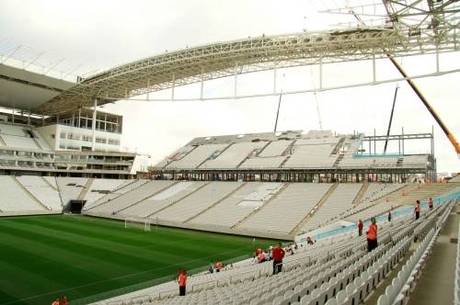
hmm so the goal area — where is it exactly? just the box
[124,217,151,231]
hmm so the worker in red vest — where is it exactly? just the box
[358,219,364,236]
[428,197,434,210]
[366,217,378,252]
[177,269,187,296]
[60,296,68,305]
[257,251,266,263]
[272,243,286,275]
[415,200,421,220]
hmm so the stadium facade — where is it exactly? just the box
[0,63,145,178]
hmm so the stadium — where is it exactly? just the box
[1,1,460,305]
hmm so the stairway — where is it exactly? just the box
[13,176,50,211]
[0,135,6,146]
[333,153,345,167]
[351,182,369,207]
[255,141,272,157]
[289,183,338,235]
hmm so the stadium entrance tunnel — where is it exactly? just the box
[68,200,86,214]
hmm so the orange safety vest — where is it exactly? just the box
[367,224,377,240]
[178,273,187,287]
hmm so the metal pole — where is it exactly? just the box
[274,93,283,133]
[384,85,399,153]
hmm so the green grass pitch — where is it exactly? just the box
[0,215,278,305]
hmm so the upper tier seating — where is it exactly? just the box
[166,144,229,169]
[200,142,266,169]
[0,123,50,151]
[258,140,293,157]
[282,138,340,168]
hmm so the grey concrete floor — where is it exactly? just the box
[406,207,459,305]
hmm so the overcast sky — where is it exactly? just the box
[1,0,459,173]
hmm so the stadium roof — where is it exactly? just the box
[35,27,459,115]
[6,0,456,116]
[0,64,74,112]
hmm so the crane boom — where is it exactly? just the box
[388,55,460,157]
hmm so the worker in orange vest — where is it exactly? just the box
[415,200,421,220]
[428,197,434,210]
[177,269,187,296]
[366,217,378,252]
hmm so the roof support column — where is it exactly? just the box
[92,98,97,151]
[319,57,323,90]
[233,63,238,97]
[200,67,205,100]
[372,54,376,84]
[171,73,175,100]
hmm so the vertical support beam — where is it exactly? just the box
[233,63,238,97]
[200,67,205,100]
[401,127,405,155]
[435,45,440,73]
[319,57,323,90]
[373,128,376,155]
[146,79,151,100]
[78,108,81,128]
[92,98,97,151]
[372,53,376,84]
[171,73,175,100]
